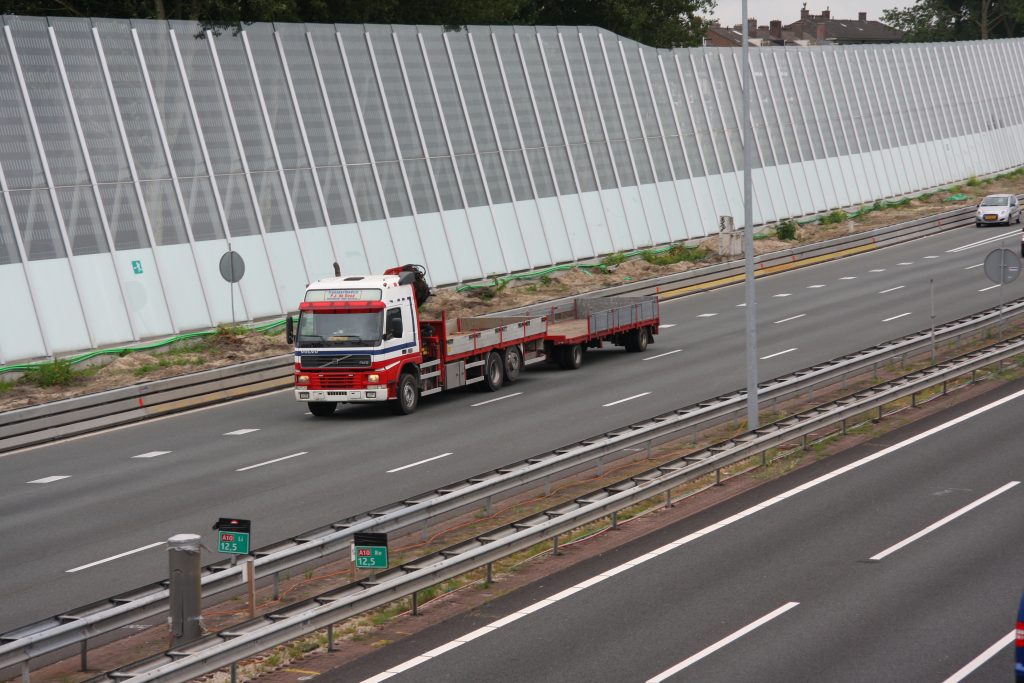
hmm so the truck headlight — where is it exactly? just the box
[296,374,310,384]
[367,373,380,383]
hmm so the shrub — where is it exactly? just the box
[0,379,14,394]
[776,220,797,241]
[819,209,848,225]
[24,358,79,387]
[600,251,629,267]
[640,244,707,266]
[966,176,981,187]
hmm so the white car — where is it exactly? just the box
[976,194,1021,226]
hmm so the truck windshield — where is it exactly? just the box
[296,311,384,347]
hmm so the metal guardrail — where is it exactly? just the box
[88,331,1024,682]
[0,202,980,456]
[4,292,1022,676]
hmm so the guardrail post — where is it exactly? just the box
[21,661,29,683]
[552,534,559,556]
[544,476,551,496]
[168,533,202,647]
[715,468,721,486]
[911,392,917,408]
[231,662,238,683]
[80,640,87,672]
[273,572,280,601]
[412,591,418,616]
[596,457,604,477]
[801,434,807,451]
[665,488,673,507]
[486,562,493,584]
[611,511,618,529]
[328,623,335,652]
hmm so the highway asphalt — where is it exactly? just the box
[328,374,1024,683]
[1,223,1023,633]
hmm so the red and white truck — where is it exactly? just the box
[286,265,660,416]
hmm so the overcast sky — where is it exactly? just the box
[709,0,912,26]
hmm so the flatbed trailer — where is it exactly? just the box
[528,296,660,369]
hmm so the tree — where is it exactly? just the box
[4,0,714,48]
[882,0,1024,39]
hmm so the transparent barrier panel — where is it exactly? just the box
[0,263,46,362]
[25,259,91,354]
[577,191,613,255]
[637,184,668,246]
[535,196,573,263]
[464,205,509,277]
[71,253,134,346]
[110,248,174,339]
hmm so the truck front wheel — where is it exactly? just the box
[309,401,336,417]
[390,373,419,415]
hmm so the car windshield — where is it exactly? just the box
[296,311,383,348]
[981,196,1010,206]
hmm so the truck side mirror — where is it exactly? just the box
[286,315,295,344]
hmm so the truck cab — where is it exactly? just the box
[290,273,422,416]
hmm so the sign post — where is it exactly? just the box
[983,245,1021,338]
[214,518,254,616]
[352,532,389,571]
[218,249,246,325]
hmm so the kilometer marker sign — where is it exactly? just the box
[213,518,251,555]
[352,531,389,569]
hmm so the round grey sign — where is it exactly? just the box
[983,248,1021,285]
[219,250,245,283]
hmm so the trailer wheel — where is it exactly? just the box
[557,344,583,370]
[390,373,419,415]
[480,351,505,391]
[503,346,523,383]
[625,327,649,352]
[308,401,336,417]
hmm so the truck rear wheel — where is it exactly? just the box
[390,373,419,415]
[557,344,583,370]
[479,351,505,391]
[625,327,649,352]
[503,346,523,383]
[308,401,336,417]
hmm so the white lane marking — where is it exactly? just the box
[387,452,453,473]
[659,323,677,328]
[965,263,984,270]
[979,284,1000,292]
[947,230,1018,253]
[869,268,886,273]
[472,392,522,407]
[603,392,651,407]
[772,293,792,297]
[1,387,294,460]
[924,255,940,259]
[878,286,905,294]
[870,481,1019,561]
[942,631,1015,683]
[27,475,70,484]
[807,284,826,288]
[643,350,682,361]
[898,262,913,266]
[646,602,800,682]
[224,428,260,436]
[736,303,746,307]
[696,313,717,318]
[66,541,166,573]
[840,276,857,280]
[774,314,806,324]
[883,312,912,322]
[236,451,308,472]
[761,348,796,360]
[358,386,1024,683]
[132,451,171,459]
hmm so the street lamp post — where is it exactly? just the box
[741,1,759,430]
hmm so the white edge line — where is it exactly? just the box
[965,263,983,270]
[882,312,912,322]
[942,631,1015,683]
[471,392,523,407]
[979,284,1000,292]
[646,602,800,682]
[67,541,166,573]
[761,348,797,360]
[224,428,260,436]
[358,386,1024,683]
[870,481,1019,560]
[658,323,677,328]
[236,451,308,472]
[807,284,826,288]
[878,286,905,294]
[387,452,453,473]
[773,314,806,324]
[642,350,682,361]
[603,392,651,407]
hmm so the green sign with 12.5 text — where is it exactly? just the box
[354,545,388,569]
[218,531,250,555]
